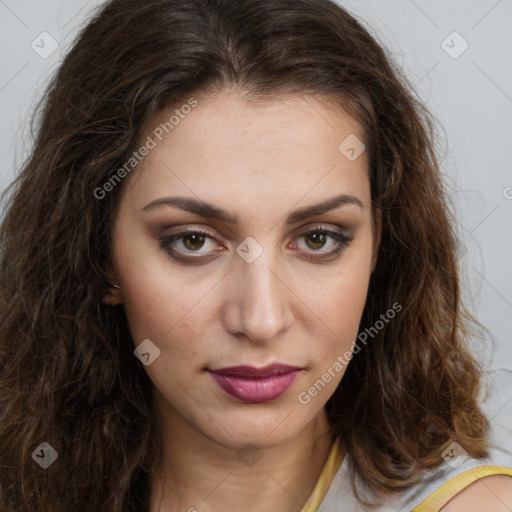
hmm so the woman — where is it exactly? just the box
[0,0,511,510]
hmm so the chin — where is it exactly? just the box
[202,409,309,450]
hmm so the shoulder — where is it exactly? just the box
[440,474,512,511]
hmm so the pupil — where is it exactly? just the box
[184,233,205,250]
[307,232,325,250]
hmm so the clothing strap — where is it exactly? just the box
[302,436,345,512]
[411,465,512,511]
[302,437,512,512]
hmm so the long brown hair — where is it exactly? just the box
[0,0,489,510]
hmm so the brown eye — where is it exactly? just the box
[304,231,328,250]
[296,227,353,260]
[160,229,221,259]
[182,233,207,251]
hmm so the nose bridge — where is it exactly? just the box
[228,245,293,341]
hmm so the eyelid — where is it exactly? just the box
[291,224,353,258]
[168,225,217,238]
[160,223,353,260]
[295,222,346,236]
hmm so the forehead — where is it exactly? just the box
[121,91,370,215]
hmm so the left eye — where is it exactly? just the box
[297,228,348,253]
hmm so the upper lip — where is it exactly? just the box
[208,364,302,378]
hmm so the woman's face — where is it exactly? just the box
[107,90,380,449]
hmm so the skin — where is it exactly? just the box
[440,475,512,511]
[103,89,381,511]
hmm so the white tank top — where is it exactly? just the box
[310,369,512,511]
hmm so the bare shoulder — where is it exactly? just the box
[440,474,512,512]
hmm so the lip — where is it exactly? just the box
[207,364,302,403]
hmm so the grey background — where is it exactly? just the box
[0,1,511,374]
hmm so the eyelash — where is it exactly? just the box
[160,225,354,262]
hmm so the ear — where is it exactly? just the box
[371,207,382,272]
[102,260,124,306]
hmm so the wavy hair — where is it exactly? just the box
[0,0,489,510]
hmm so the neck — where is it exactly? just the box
[149,397,336,512]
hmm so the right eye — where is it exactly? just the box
[160,228,224,260]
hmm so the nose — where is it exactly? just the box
[222,251,295,343]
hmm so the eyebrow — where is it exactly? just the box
[141,193,363,224]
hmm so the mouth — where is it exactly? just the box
[207,364,303,403]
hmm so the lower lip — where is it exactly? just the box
[208,370,301,403]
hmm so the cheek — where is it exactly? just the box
[120,275,208,395]
[112,234,204,345]
[307,263,370,337]
[297,259,371,394]
[121,274,207,349]
[294,267,370,405]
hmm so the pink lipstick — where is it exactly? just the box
[208,364,302,403]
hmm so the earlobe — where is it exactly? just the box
[102,292,124,306]
[102,282,124,306]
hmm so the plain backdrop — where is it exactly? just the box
[0,1,511,417]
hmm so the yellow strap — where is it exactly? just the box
[411,465,512,511]
[302,436,345,512]
[301,438,512,512]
